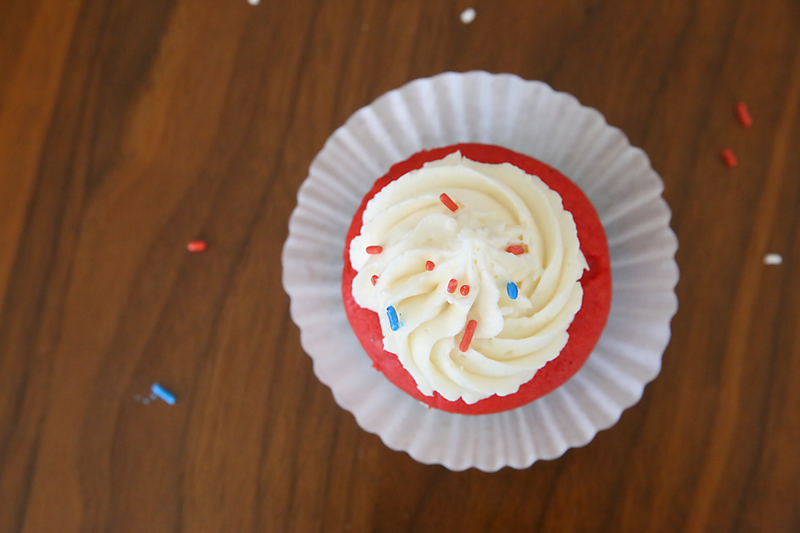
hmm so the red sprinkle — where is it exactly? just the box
[506,244,525,255]
[187,240,207,252]
[459,320,478,352]
[366,245,383,255]
[371,275,379,286]
[447,279,458,293]
[721,148,738,168]
[425,260,435,271]
[460,284,470,296]
[735,102,753,128]
[439,193,459,212]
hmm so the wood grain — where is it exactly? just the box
[1,0,799,531]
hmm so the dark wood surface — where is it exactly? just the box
[2,0,799,531]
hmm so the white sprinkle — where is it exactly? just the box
[460,7,476,24]
[247,0,260,5]
[763,253,783,265]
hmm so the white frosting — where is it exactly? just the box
[350,152,588,404]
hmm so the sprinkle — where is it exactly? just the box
[735,102,753,128]
[507,282,518,300]
[425,260,435,271]
[151,383,177,405]
[506,244,525,255]
[439,193,459,212]
[387,305,400,331]
[763,253,783,265]
[247,0,260,4]
[187,240,207,252]
[460,284,470,296]
[721,148,738,168]
[366,245,383,254]
[447,279,458,293]
[371,275,379,285]
[460,7,476,24]
[459,320,478,352]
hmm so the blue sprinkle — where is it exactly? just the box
[507,282,518,300]
[387,306,400,331]
[151,383,177,405]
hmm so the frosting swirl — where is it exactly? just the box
[350,152,588,404]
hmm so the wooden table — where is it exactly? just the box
[2,0,799,531]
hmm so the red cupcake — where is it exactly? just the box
[343,143,611,415]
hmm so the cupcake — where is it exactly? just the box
[284,72,677,470]
[342,143,612,415]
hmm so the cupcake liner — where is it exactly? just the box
[282,71,679,471]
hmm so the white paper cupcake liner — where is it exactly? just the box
[282,71,679,471]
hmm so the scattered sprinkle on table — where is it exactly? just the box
[151,383,177,405]
[459,320,478,352]
[721,148,738,168]
[133,394,151,405]
[763,253,783,265]
[247,0,260,5]
[460,7,476,24]
[735,102,753,128]
[187,240,207,252]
